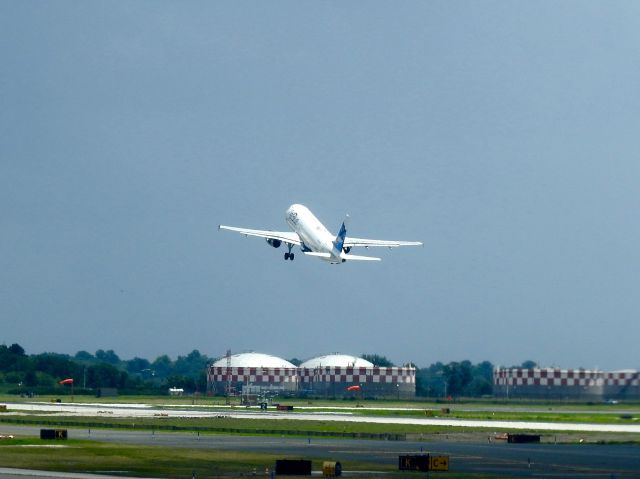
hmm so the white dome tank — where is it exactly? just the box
[299,354,374,369]
[211,352,295,369]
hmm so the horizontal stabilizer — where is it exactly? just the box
[342,254,381,261]
[303,252,332,259]
[343,237,423,248]
[303,251,381,262]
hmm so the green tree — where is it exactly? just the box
[152,355,173,378]
[126,357,151,374]
[442,361,473,397]
[415,361,445,397]
[174,350,209,376]
[466,377,492,396]
[24,369,38,387]
[36,372,56,388]
[95,349,120,365]
[32,353,79,380]
[9,343,25,355]
[0,344,30,371]
[4,371,21,385]
[361,354,395,367]
[74,350,94,361]
[86,363,121,388]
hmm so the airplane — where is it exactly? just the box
[219,204,422,264]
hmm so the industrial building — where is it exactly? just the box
[494,367,640,400]
[207,352,416,399]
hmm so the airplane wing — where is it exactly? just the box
[218,225,301,245]
[343,237,423,248]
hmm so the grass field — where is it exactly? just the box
[2,414,449,436]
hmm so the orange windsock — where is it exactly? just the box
[59,378,74,385]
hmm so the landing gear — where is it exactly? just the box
[284,244,295,261]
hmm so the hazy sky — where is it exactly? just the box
[2,2,639,370]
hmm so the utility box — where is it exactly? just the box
[275,459,311,475]
[322,461,342,476]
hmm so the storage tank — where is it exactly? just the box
[493,367,607,399]
[299,354,374,369]
[299,353,415,399]
[207,352,297,396]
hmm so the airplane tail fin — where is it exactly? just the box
[333,214,350,252]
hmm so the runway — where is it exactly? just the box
[5,401,640,434]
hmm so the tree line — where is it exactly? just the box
[361,353,494,398]
[0,343,210,395]
[1,343,535,398]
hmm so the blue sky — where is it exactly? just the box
[2,2,639,369]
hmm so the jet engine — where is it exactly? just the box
[266,238,282,248]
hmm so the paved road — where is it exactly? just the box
[2,425,639,478]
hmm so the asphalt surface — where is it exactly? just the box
[2,425,639,478]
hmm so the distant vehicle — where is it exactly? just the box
[219,204,422,264]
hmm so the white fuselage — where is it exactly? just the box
[285,204,341,262]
